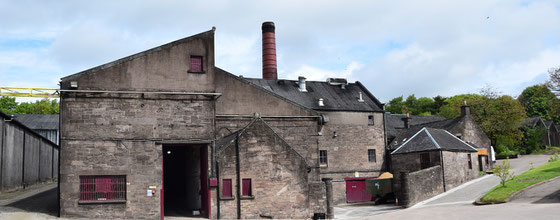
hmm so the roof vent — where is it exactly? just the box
[327,78,348,86]
[298,76,307,92]
[358,92,364,102]
[318,98,324,107]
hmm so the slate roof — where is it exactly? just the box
[385,113,446,139]
[233,74,383,112]
[13,114,59,130]
[389,117,462,150]
[391,127,478,154]
[522,116,544,128]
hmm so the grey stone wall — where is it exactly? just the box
[216,120,324,219]
[318,111,385,204]
[391,151,441,200]
[60,94,213,219]
[61,30,216,93]
[399,165,443,207]
[451,115,493,170]
[441,151,479,189]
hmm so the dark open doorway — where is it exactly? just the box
[163,144,208,218]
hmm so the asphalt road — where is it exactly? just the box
[510,177,560,204]
[421,155,550,206]
[0,183,59,220]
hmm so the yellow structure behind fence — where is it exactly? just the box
[0,87,59,98]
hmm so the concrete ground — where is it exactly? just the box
[510,177,560,204]
[0,183,59,220]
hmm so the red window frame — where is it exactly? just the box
[222,179,233,198]
[190,56,203,72]
[79,175,126,203]
[242,178,252,197]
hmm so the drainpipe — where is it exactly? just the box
[235,133,241,219]
[216,160,221,219]
[439,150,446,192]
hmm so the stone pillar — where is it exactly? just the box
[322,178,333,219]
[400,172,409,207]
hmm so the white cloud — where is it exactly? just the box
[287,61,364,82]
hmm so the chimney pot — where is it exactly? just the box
[298,76,307,92]
[403,114,412,129]
[262,21,277,80]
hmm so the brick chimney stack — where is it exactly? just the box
[461,100,471,117]
[262,21,277,80]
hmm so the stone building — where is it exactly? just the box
[388,104,493,173]
[58,22,386,219]
[390,127,479,207]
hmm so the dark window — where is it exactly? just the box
[468,154,472,169]
[79,175,126,202]
[222,179,232,198]
[242,178,252,197]
[190,56,203,72]
[485,156,489,165]
[368,115,374,125]
[368,149,376,162]
[319,150,328,166]
[420,153,430,169]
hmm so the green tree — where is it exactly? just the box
[433,95,448,113]
[518,85,560,122]
[386,96,404,114]
[0,97,59,114]
[523,127,547,154]
[0,96,18,114]
[438,94,526,148]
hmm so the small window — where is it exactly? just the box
[222,179,233,198]
[420,153,430,169]
[319,150,328,166]
[190,56,203,72]
[485,156,489,165]
[242,178,252,197]
[368,149,376,163]
[79,175,126,203]
[467,154,472,169]
[368,115,374,126]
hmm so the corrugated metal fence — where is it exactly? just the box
[0,112,59,192]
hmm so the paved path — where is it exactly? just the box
[0,183,59,220]
[421,155,550,206]
[510,177,560,204]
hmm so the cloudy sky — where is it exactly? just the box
[1,0,560,102]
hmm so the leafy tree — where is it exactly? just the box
[433,95,448,113]
[386,96,404,114]
[438,94,526,148]
[0,97,18,114]
[0,97,59,114]
[518,85,560,122]
[523,127,547,154]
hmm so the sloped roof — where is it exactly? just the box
[522,116,545,128]
[391,127,478,154]
[389,117,462,150]
[386,113,446,139]
[544,120,553,128]
[239,77,384,112]
[13,114,59,130]
[215,117,308,166]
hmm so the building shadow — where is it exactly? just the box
[6,187,58,217]
[532,189,560,204]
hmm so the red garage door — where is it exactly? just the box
[345,177,376,203]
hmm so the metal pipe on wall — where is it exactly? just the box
[235,133,241,219]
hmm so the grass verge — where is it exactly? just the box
[480,159,560,203]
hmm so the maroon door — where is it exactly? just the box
[346,180,372,203]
